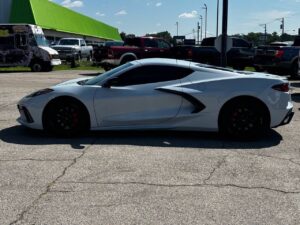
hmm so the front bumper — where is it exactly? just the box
[17,97,45,130]
[51,59,62,66]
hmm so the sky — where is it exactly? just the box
[50,0,300,38]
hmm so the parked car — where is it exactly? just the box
[191,37,255,70]
[52,38,93,61]
[17,58,293,139]
[92,41,124,65]
[0,24,61,72]
[100,37,175,70]
[253,36,300,79]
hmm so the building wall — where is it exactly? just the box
[0,0,13,23]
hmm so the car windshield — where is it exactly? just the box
[59,39,79,46]
[35,34,49,47]
[84,63,134,85]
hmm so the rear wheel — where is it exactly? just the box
[219,98,270,139]
[43,98,90,137]
[120,56,136,65]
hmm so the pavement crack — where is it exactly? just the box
[0,159,72,162]
[203,155,228,184]
[229,150,300,168]
[62,181,300,195]
[8,139,96,225]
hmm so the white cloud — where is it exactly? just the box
[61,0,83,8]
[96,12,105,17]
[178,10,198,19]
[156,2,162,7]
[115,10,127,16]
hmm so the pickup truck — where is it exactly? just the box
[253,36,300,79]
[52,38,93,61]
[191,37,255,70]
[100,37,176,70]
[100,36,254,71]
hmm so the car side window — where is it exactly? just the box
[112,66,194,86]
[144,39,158,48]
[233,39,249,48]
[158,40,171,49]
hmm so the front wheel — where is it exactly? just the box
[219,99,270,139]
[43,98,89,137]
[30,61,43,72]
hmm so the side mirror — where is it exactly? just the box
[102,77,119,88]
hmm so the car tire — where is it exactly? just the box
[30,61,43,72]
[219,98,270,139]
[43,98,90,137]
[120,56,136,65]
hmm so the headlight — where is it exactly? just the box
[26,88,54,98]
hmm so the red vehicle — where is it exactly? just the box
[100,37,173,71]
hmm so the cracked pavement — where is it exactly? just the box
[0,71,299,225]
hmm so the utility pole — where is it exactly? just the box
[280,17,285,36]
[203,4,207,38]
[197,22,200,45]
[216,0,220,37]
[200,15,203,42]
[176,22,179,36]
[260,24,267,44]
[220,0,228,67]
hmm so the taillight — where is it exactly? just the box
[187,49,193,59]
[272,83,289,92]
[275,50,284,58]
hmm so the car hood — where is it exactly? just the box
[54,77,90,87]
[52,45,78,49]
[39,46,59,55]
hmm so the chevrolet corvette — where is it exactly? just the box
[17,58,294,138]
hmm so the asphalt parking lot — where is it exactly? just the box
[0,70,299,225]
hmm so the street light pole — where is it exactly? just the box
[216,0,219,37]
[221,0,228,67]
[203,4,207,38]
[176,21,179,36]
[200,15,203,42]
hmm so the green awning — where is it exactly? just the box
[10,0,121,41]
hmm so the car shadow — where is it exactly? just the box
[0,125,283,150]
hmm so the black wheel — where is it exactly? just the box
[219,98,270,139]
[120,56,136,65]
[31,61,43,72]
[290,61,299,80]
[43,98,90,137]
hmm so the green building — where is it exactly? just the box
[0,0,121,43]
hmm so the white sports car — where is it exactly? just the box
[17,58,294,138]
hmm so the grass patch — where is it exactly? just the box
[0,61,104,73]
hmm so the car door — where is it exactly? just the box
[93,65,192,127]
[142,38,161,58]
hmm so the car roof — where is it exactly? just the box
[137,58,191,67]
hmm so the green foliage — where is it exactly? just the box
[232,32,296,46]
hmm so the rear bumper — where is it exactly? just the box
[274,109,294,128]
